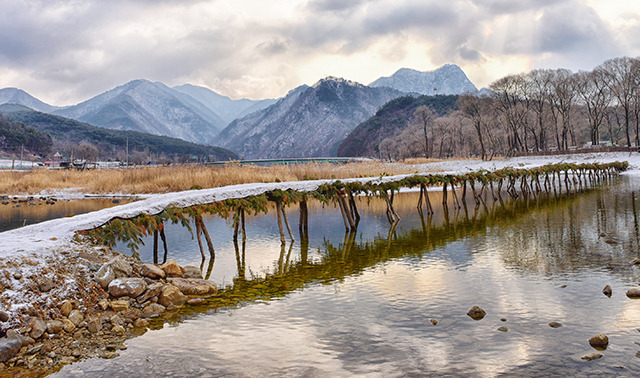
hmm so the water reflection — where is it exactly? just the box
[59,177,640,376]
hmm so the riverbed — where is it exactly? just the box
[54,175,640,376]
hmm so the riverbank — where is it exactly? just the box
[0,151,638,374]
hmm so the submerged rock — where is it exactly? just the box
[603,285,612,297]
[626,288,640,298]
[588,334,609,350]
[548,322,563,328]
[581,352,603,361]
[498,326,509,332]
[429,319,438,325]
[467,306,486,320]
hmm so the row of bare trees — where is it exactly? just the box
[380,56,640,160]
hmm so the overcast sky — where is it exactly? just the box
[1,0,639,105]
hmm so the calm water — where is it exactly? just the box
[57,177,640,376]
[0,198,133,232]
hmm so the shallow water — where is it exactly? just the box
[57,176,640,376]
[0,198,133,233]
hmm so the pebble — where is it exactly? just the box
[429,318,438,325]
[602,285,612,297]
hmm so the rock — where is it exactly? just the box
[0,311,8,322]
[60,300,73,317]
[603,285,612,297]
[95,264,116,289]
[111,325,126,335]
[106,256,134,278]
[28,317,47,339]
[87,318,101,334]
[0,338,22,362]
[183,266,203,279]
[500,318,507,322]
[110,315,124,326]
[108,278,148,298]
[133,318,149,328]
[429,319,438,325]
[36,276,54,292]
[68,310,84,326]
[498,326,509,332]
[187,298,206,306]
[140,264,165,279]
[626,288,640,298]
[599,232,607,237]
[142,303,166,318]
[158,285,188,307]
[581,352,603,361]
[160,260,185,277]
[631,258,640,265]
[97,299,109,311]
[548,322,563,328]
[46,320,64,334]
[467,306,486,320]
[27,344,43,355]
[588,334,609,349]
[167,277,217,295]
[110,300,130,312]
[62,318,76,333]
[121,308,142,322]
[137,282,164,304]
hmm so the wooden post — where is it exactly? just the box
[276,200,286,245]
[281,203,295,242]
[195,216,205,260]
[348,190,360,223]
[198,216,216,259]
[153,230,159,264]
[299,199,308,240]
[160,224,168,264]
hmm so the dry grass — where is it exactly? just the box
[0,161,427,195]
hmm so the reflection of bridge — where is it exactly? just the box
[207,157,365,166]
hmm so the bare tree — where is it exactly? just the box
[412,106,436,158]
[574,69,612,146]
[600,57,640,146]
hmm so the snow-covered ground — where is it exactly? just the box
[1,152,639,259]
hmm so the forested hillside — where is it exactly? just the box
[0,113,52,156]
[1,109,238,162]
[337,95,458,157]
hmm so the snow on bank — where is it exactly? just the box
[1,152,639,259]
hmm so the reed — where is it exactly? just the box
[0,161,420,195]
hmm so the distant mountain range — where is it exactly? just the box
[217,77,404,158]
[0,64,479,158]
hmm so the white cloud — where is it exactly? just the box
[0,0,637,104]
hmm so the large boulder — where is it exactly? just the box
[158,285,188,307]
[95,256,134,288]
[94,265,116,289]
[167,278,217,296]
[108,278,148,298]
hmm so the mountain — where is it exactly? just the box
[53,80,226,145]
[1,107,238,161]
[337,95,459,158]
[217,77,405,159]
[370,64,477,96]
[0,88,59,113]
[0,111,53,156]
[173,84,276,125]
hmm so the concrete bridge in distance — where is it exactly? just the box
[206,157,367,166]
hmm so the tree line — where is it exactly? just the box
[380,56,640,160]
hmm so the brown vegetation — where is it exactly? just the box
[0,161,422,195]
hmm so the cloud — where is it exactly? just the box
[0,0,636,104]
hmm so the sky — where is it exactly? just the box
[1,0,639,106]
